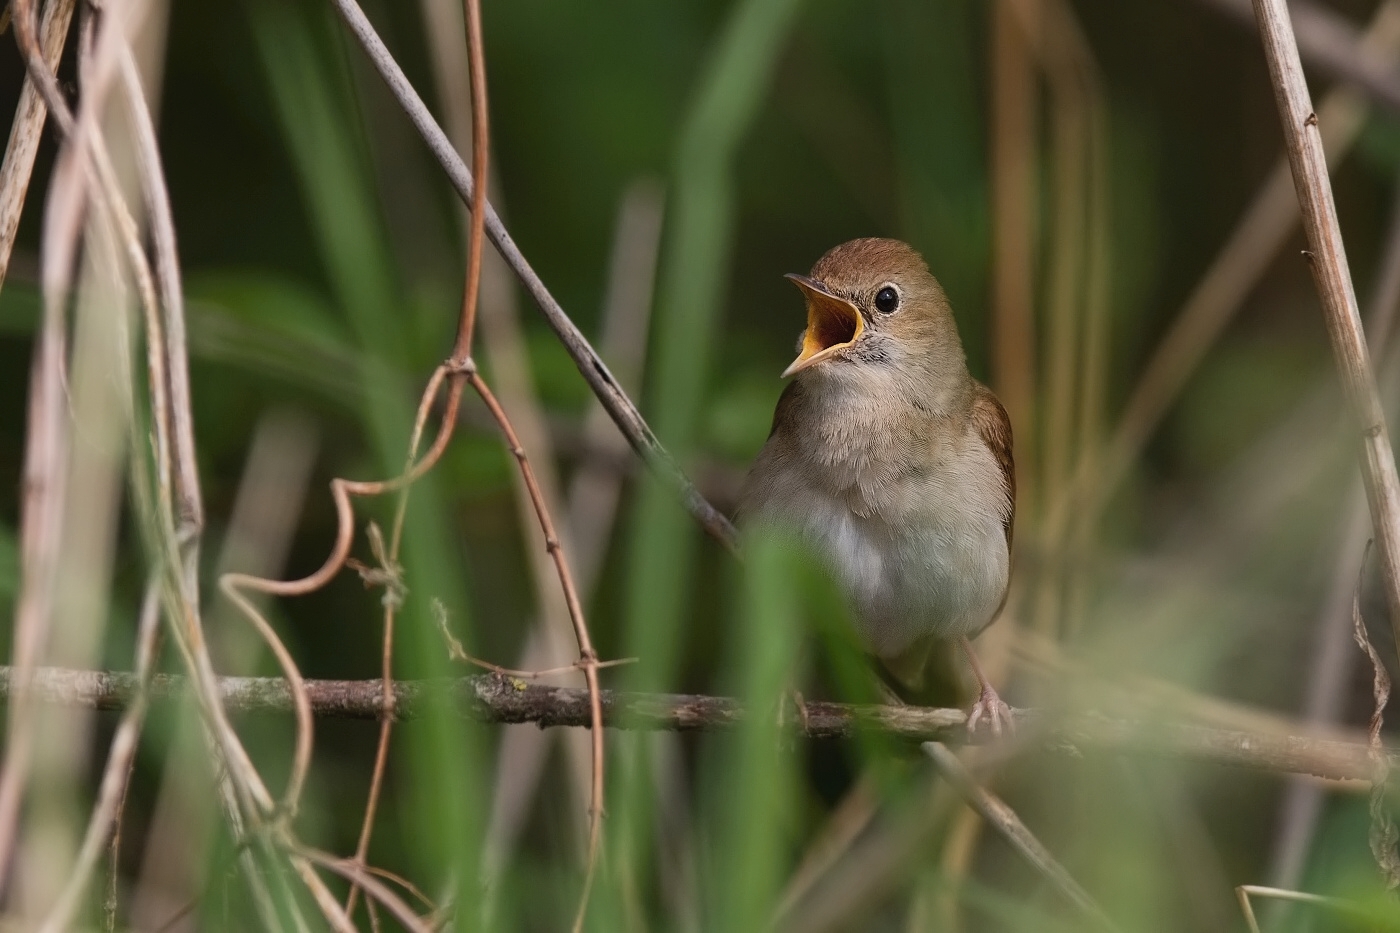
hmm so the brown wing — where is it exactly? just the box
[970,382,1015,549]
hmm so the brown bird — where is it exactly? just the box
[739,238,1015,734]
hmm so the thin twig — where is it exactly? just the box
[336,263,468,923]
[475,178,664,900]
[24,9,308,925]
[36,579,162,933]
[289,855,358,933]
[0,0,81,885]
[1235,885,1376,933]
[327,0,739,551]
[297,846,434,933]
[120,45,203,546]
[1250,0,1400,669]
[217,364,467,832]
[922,742,1121,933]
[216,585,316,814]
[463,367,606,932]
[0,0,77,292]
[360,864,436,912]
[417,0,598,895]
[448,0,487,366]
[13,0,281,835]
[344,0,490,915]
[439,610,635,679]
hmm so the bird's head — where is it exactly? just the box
[782,238,965,387]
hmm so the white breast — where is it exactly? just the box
[740,398,1009,659]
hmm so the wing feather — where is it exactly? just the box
[969,383,1015,549]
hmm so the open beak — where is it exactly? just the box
[782,274,865,377]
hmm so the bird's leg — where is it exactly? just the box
[960,636,1013,736]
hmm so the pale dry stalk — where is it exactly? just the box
[990,0,1038,512]
[132,412,317,931]
[1005,0,1110,639]
[120,46,203,551]
[1267,177,1400,894]
[24,168,137,928]
[0,0,76,291]
[9,6,311,925]
[1235,885,1365,933]
[923,742,1121,932]
[36,580,161,933]
[1058,0,1400,541]
[1250,0,1400,666]
[0,0,102,888]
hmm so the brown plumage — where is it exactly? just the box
[739,238,1016,733]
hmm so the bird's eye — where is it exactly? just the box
[874,285,900,314]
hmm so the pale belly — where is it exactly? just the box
[742,458,1010,659]
[790,486,1009,657]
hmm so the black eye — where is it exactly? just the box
[874,285,899,314]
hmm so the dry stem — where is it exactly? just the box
[1250,0,1400,672]
[344,0,490,917]
[922,741,1121,932]
[35,580,162,932]
[213,3,611,927]
[0,0,85,886]
[328,0,739,551]
[1054,0,1400,548]
[463,367,606,932]
[924,745,1120,924]
[448,0,487,366]
[0,0,76,292]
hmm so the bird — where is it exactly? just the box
[738,238,1015,734]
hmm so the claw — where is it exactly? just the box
[960,635,1014,738]
[966,683,1014,737]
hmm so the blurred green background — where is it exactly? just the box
[4,0,1400,929]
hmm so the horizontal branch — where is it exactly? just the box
[5,666,1390,783]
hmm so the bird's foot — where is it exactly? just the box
[966,684,1015,738]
